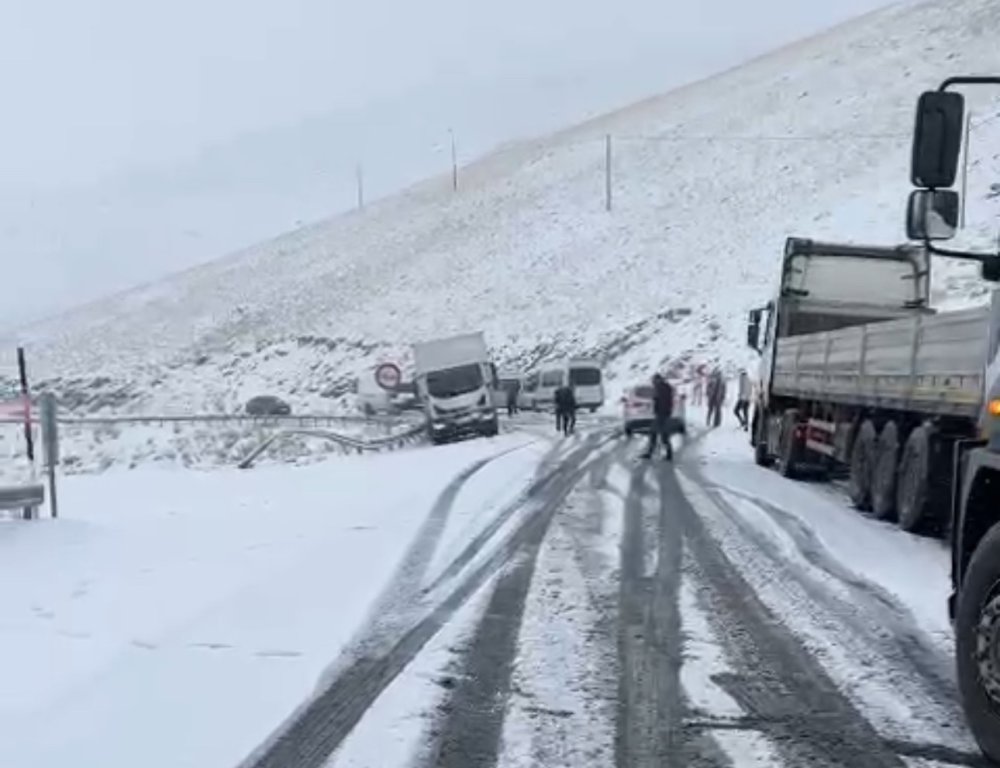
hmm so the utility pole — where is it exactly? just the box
[605,134,612,211]
[449,129,458,191]
[960,111,973,228]
[356,164,364,210]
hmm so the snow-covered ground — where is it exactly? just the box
[0,434,547,768]
[5,0,1000,451]
[688,425,953,646]
[0,0,997,763]
[677,421,967,756]
[0,407,978,767]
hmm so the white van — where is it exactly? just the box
[519,371,540,410]
[567,358,605,412]
[534,365,566,411]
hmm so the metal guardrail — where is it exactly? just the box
[237,423,428,469]
[0,483,44,508]
[0,482,45,520]
[0,412,412,427]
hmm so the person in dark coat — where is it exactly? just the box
[706,367,726,428]
[506,384,518,417]
[554,384,577,435]
[640,373,674,460]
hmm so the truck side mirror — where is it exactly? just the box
[907,189,959,241]
[911,90,964,188]
[747,309,761,352]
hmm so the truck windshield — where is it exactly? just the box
[569,367,601,386]
[426,364,484,398]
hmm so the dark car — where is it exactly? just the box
[245,395,292,416]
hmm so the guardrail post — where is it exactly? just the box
[40,393,59,519]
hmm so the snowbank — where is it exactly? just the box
[0,434,539,768]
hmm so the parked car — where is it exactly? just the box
[245,395,292,416]
[621,384,654,436]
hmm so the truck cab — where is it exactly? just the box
[412,332,499,444]
[748,237,931,444]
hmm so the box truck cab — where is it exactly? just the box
[412,332,499,444]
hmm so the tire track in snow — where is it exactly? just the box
[704,481,957,696]
[357,443,535,652]
[419,435,621,768]
[616,461,686,768]
[243,433,615,768]
[422,431,616,596]
[684,474,970,756]
[668,465,908,767]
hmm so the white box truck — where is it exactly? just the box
[412,331,499,444]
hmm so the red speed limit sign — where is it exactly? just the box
[374,363,402,390]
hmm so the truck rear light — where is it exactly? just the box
[989,399,1000,417]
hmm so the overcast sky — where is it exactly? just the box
[0,0,896,328]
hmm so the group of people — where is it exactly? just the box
[695,366,753,432]
[514,363,754,448]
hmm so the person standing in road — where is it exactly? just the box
[506,384,518,417]
[692,365,705,407]
[706,367,726,428]
[672,391,688,447]
[640,373,674,461]
[554,384,577,436]
[734,369,751,431]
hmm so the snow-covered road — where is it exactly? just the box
[0,414,985,767]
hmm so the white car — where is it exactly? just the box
[621,384,655,436]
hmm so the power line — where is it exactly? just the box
[612,132,910,143]
[551,132,911,151]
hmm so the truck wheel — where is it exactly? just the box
[779,410,801,479]
[897,425,934,533]
[753,411,773,467]
[849,420,877,511]
[871,421,900,521]
[955,522,1000,764]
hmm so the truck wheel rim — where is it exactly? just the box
[976,587,1000,705]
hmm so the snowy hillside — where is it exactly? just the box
[5,0,1000,428]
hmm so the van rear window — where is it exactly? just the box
[570,368,601,386]
[541,370,564,387]
[632,385,653,399]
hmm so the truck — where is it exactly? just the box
[412,331,499,444]
[749,76,1000,763]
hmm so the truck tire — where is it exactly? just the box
[871,421,900,521]
[955,521,1000,765]
[754,439,771,467]
[897,425,933,533]
[849,420,877,510]
[779,410,801,479]
[750,408,772,467]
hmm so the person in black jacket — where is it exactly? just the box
[640,373,674,460]
[554,384,577,435]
